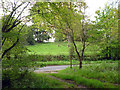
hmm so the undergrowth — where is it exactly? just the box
[50,61,118,88]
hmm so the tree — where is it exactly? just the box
[54,30,65,42]
[30,2,75,68]
[34,29,51,43]
[21,25,36,45]
[94,1,119,60]
[69,2,92,68]
[30,1,91,69]
[1,1,30,59]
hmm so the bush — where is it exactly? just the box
[27,54,70,61]
[2,55,46,89]
[26,31,35,45]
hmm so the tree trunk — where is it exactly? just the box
[68,32,73,68]
[81,41,85,59]
[79,56,82,69]
[72,38,82,69]
[69,2,73,69]
[109,47,111,59]
[106,46,109,59]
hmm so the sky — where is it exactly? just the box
[0,0,116,24]
[85,0,114,21]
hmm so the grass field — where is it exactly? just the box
[26,42,69,55]
[26,42,101,56]
[50,61,119,88]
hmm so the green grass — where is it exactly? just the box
[30,60,118,67]
[50,61,118,88]
[26,42,69,55]
[32,60,79,66]
[3,72,74,88]
[26,42,100,56]
[29,73,74,88]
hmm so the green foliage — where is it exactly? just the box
[2,1,119,89]
[26,32,35,45]
[21,25,36,45]
[26,42,104,61]
[2,54,46,88]
[94,2,119,60]
[2,71,73,88]
[56,61,118,83]
[2,15,29,59]
[26,30,35,45]
[35,30,51,43]
[54,30,65,42]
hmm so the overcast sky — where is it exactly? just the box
[85,0,114,21]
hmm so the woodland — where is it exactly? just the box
[1,0,119,89]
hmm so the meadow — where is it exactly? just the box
[25,42,101,67]
[26,42,101,56]
[26,42,69,55]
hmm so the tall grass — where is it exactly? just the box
[51,61,118,88]
[3,72,73,88]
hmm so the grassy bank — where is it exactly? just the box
[50,61,118,88]
[26,42,100,56]
[26,42,69,55]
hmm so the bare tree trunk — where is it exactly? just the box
[81,41,85,60]
[72,36,82,68]
[79,58,82,69]
[73,41,82,69]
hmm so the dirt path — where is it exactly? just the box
[48,75,87,88]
